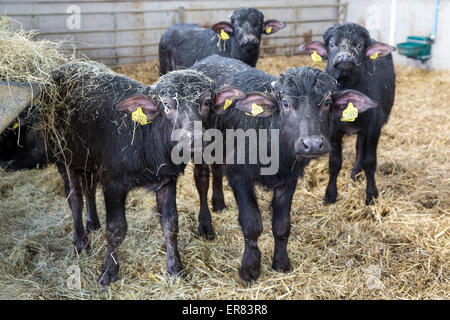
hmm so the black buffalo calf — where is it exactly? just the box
[50,61,232,287]
[159,7,285,75]
[193,56,376,281]
[299,23,396,205]
[0,117,50,171]
[192,55,276,230]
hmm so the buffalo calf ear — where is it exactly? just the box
[263,20,286,34]
[211,22,234,34]
[298,41,328,58]
[213,87,245,114]
[117,95,160,122]
[366,41,396,59]
[331,90,377,117]
[234,93,278,117]
[14,118,27,128]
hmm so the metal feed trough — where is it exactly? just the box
[397,36,432,62]
[396,0,439,62]
[0,82,41,134]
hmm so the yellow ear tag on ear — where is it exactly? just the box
[132,106,151,125]
[12,122,19,129]
[251,103,264,116]
[266,26,273,34]
[223,99,233,110]
[341,102,358,122]
[218,29,229,40]
[370,52,379,60]
[311,50,323,63]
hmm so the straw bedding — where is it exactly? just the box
[0,52,449,299]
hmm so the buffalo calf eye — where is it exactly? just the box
[204,99,213,108]
[329,43,335,49]
[356,43,364,50]
[282,100,290,108]
[325,99,332,107]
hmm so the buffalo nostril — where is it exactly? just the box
[301,137,325,153]
[296,136,328,157]
[301,139,311,152]
[318,139,324,151]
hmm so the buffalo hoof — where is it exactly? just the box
[198,222,214,241]
[324,190,337,204]
[97,262,119,289]
[239,249,261,282]
[351,167,363,181]
[86,218,101,233]
[74,235,89,255]
[365,189,379,205]
[212,195,227,212]
[166,260,183,276]
[272,255,291,273]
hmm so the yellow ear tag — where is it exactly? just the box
[223,99,233,110]
[247,103,264,116]
[341,102,358,122]
[218,29,229,40]
[266,26,273,34]
[370,52,379,60]
[132,106,151,125]
[311,50,323,63]
[12,122,19,129]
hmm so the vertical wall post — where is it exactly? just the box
[293,7,299,56]
[176,6,185,24]
[338,1,348,23]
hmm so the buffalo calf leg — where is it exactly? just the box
[156,180,182,275]
[271,179,296,272]
[58,164,89,254]
[82,173,101,232]
[212,164,227,212]
[230,178,262,281]
[194,164,214,240]
[351,133,365,181]
[98,183,128,288]
[363,130,381,205]
[324,131,344,204]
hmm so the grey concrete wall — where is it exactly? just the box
[344,0,450,70]
[0,0,343,66]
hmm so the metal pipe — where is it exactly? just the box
[58,33,323,54]
[97,53,159,60]
[36,20,336,36]
[431,0,439,41]
[184,4,341,11]
[389,0,397,46]
[5,9,178,16]
[6,4,340,16]
[60,43,160,51]
[36,26,170,36]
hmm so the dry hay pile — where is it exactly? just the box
[0,17,75,158]
[0,18,69,114]
[114,59,160,86]
[0,19,67,85]
[0,20,123,162]
[0,55,449,299]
